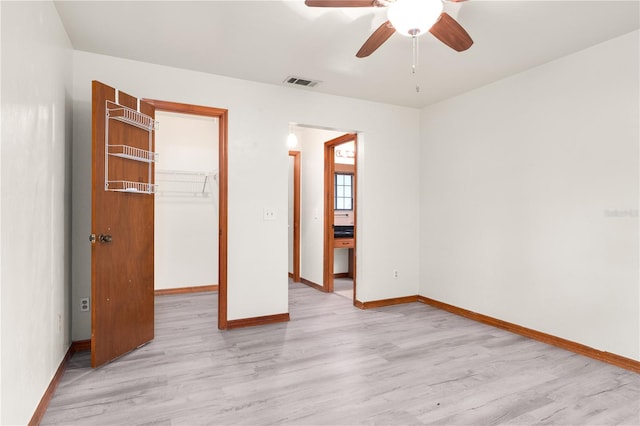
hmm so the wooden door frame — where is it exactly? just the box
[144,99,229,330]
[288,151,301,282]
[323,133,357,295]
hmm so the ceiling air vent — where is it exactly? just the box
[284,76,321,88]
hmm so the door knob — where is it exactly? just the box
[99,234,113,243]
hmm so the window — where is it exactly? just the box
[334,173,353,210]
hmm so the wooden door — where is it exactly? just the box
[91,81,155,367]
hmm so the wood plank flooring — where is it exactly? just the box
[333,277,353,300]
[42,282,639,425]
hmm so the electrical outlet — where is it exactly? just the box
[57,314,62,333]
[263,208,276,221]
[80,297,90,312]
[393,270,399,279]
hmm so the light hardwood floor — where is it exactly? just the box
[43,282,639,425]
[333,277,353,300]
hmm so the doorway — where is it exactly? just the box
[323,133,357,301]
[288,150,301,283]
[288,126,358,302]
[145,99,229,329]
[153,111,219,294]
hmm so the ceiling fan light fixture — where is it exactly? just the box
[387,0,443,37]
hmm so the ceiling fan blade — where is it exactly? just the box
[356,21,395,58]
[429,12,473,52]
[305,0,378,7]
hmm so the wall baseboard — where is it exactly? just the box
[71,339,91,352]
[354,295,418,310]
[154,284,218,296]
[353,296,418,309]
[417,295,640,374]
[29,339,91,425]
[334,272,350,279]
[299,277,326,293]
[226,313,290,330]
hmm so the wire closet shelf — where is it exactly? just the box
[155,170,218,196]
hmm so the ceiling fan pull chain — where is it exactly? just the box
[411,35,418,75]
[412,35,420,93]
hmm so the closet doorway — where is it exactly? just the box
[145,99,229,329]
[154,111,218,295]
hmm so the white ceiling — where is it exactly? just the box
[54,0,640,108]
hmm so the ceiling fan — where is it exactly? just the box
[304,0,473,58]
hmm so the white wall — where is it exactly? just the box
[0,1,73,423]
[154,111,218,290]
[420,30,640,360]
[71,51,421,333]
[334,249,349,275]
